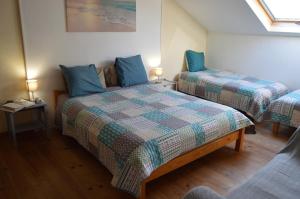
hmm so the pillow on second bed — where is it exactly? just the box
[60,64,106,97]
[185,50,206,72]
[115,55,148,87]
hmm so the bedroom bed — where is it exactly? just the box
[55,83,252,199]
[178,68,288,122]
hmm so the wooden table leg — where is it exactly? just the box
[272,122,280,135]
[42,107,49,138]
[139,181,146,199]
[5,113,11,139]
[8,113,17,147]
[235,128,245,152]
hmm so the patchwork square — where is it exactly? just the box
[223,82,240,93]
[121,106,154,117]
[143,111,171,122]
[120,116,159,130]
[98,122,127,148]
[149,102,169,109]
[182,95,198,102]
[112,132,144,167]
[164,107,198,118]
[220,90,234,105]
[196,106,223,116]
[101,101,139,113]
[159,117,190,129]
[202,120,220,142]
[177,113,205,123]
[191,123,205,145]
[164,91,183,99]
[195,85,205,97]
[108,112,130,120]
[156,133,181,162]
[87,106,106,115]
[130,98,148,106]
[160,98,188,107]
[136,86,158,95]
[180,102,204,110]
[103,93,128,102]
[176,126,197,152]
[117,89,142,99]
[154,125,174,134]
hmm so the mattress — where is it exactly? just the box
[178,69,288,122]
[61,84,252,197]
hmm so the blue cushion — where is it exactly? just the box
[60,64,106,97]
[115,55,148,87]
[185,50,206,72]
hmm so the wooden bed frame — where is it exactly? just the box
[53,90,246,199]
[272,122,280,135]
[139,128,245,199]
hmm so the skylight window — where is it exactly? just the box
[260,0,300,22]
[246,0,300,34]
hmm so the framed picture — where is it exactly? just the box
[66,0,136,32]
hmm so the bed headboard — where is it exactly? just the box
[53,90,67,109]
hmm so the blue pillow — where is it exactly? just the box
[60,64,106,97]
[185,50,206,72]
[115,55,148,87]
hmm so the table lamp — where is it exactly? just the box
[26,79,38,101]
[154,67,163,83]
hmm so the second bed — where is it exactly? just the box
[178,68,288,122]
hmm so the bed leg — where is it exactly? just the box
[139,181,146,199]
[235,128,245,152]
[272,122,280,135]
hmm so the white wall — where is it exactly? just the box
[207,32,300,90]
[0,0,28,133]
[19,0,161,122]
[161,0,207,81]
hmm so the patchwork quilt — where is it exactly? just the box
[62,84,252,197]
[264,90,300,128]
[178,69,288,122]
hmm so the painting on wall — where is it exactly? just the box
[66,0,136,32]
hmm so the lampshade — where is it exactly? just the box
[26,79,38,92]
[154,67,163,76]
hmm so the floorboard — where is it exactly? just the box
[0,122,294,199]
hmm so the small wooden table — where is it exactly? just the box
[2,103,48,146]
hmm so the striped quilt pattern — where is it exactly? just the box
[62,84,252,197]
[178,69,288,122]
[265,90,300,128]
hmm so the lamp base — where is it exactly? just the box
[29,91,35,102]
[155,75,162,83]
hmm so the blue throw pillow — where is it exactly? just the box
[115,55,148,87]
[60,64,106,97]
[185,50,206,72]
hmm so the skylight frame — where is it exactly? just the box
[259,0,300,23]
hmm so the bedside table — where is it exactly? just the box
[1,103,48,146]
[151,79,178,90]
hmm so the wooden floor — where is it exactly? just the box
[0,123,295,199]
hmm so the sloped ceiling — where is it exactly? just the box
[175,0,267,34]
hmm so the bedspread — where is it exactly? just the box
[264,90,300,128]
[62,84,252,197]
[178,69,288,121]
